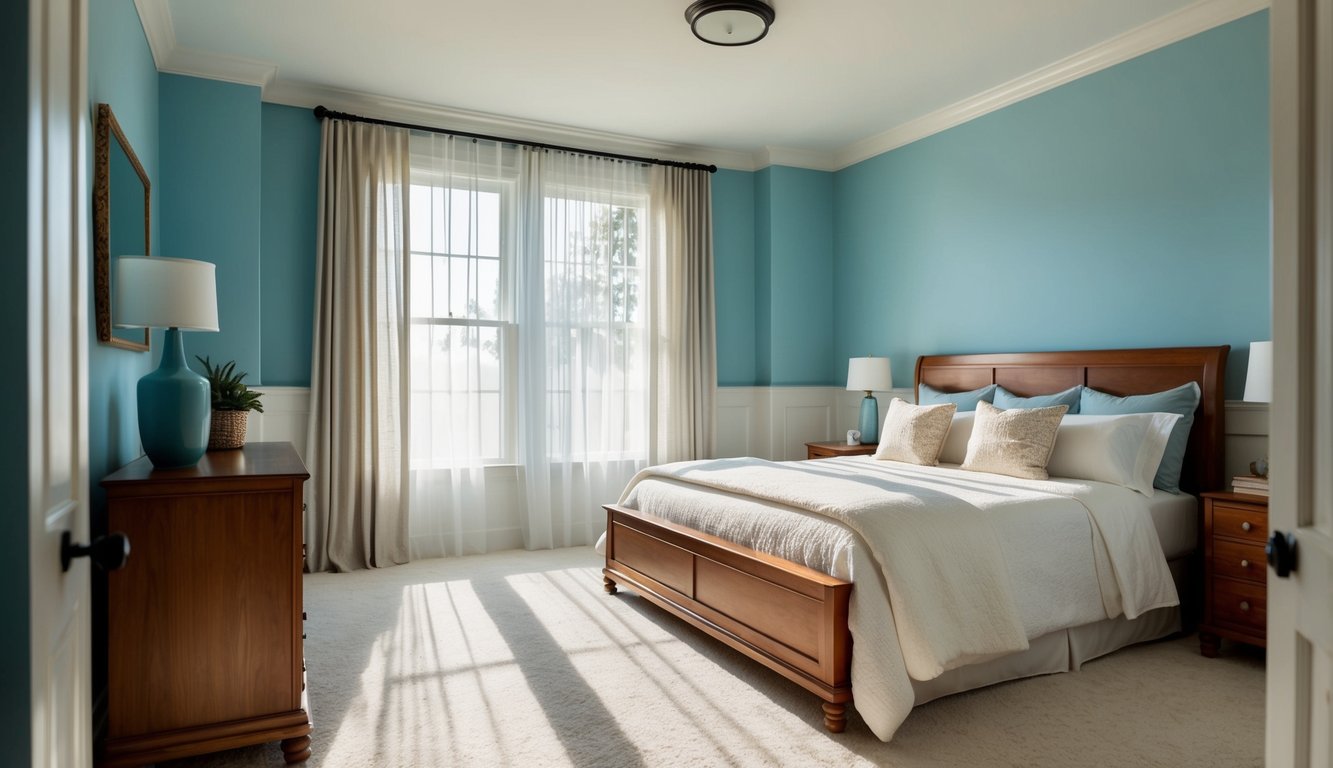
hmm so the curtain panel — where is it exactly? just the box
[306,120,412,572]
[309,123,716,567]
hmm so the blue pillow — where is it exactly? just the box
[993,385,1082,413]
[918,383,996,412]
[1079,381,1201,493]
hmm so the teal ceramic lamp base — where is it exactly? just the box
[137,327,211,468]
[858,393,879,444]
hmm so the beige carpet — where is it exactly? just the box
[166,546,1264,768]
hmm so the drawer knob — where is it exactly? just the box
[1241,521,1252,532]
[1240,559,1250,568]
[1239,601,1250,612]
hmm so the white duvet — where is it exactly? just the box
[596,455,1178,741]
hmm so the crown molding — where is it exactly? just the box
[160,47,277,89]
[834,0,1269,170]
[753,146,839,173]
[133,0,174,70]
[262,79,760,171]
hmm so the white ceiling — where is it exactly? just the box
[153,0,1253,167]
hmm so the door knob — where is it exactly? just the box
[61,531,130,573]
[1267,530,1297,579]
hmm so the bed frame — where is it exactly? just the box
[601,345,1229,733]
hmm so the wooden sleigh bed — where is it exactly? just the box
[600,346,1228,733]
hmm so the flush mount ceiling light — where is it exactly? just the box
[685,0,775,46]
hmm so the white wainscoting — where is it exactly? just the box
[254,385,1270,480]
[1224,402,1270,483]
[248,387,311,463]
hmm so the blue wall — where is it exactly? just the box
[712,169,756,386]
[728,166,837,386]
[833,13,1270,396]
[88,0,159,507]
[260,103,321,386]
[766,166,834,385]
[0,1,29,758]
[159,75,264,381]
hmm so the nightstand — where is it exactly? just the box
[1199,490,1268,657]
[805,441,877,460]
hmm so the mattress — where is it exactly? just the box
[1142,489,1199,560]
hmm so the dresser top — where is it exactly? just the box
[102,441,309,486]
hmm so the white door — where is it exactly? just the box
[1267,0,1333,764]
[27,0,92,764]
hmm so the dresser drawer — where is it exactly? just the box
[1211,578,1266,633]
[1212,504,1267,544]
[1212,539,1267,584]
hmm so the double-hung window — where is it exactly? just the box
[408,173,514,467]
[406,145,650,472]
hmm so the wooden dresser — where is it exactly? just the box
[100,442,311,766]
[1199,490,1269,657]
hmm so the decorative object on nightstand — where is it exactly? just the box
[1243,340,1271,478]
[196,356,265,450]
[806,441,878,460]
[1199,491,1268,657]
[114,256,219,468]
[847,356,892,445]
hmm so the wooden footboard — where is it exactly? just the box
[601,504,853,732]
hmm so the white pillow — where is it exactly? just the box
[938,412,975,465]
[1046,413,1181,496]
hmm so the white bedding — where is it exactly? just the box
[596,455,1180,741]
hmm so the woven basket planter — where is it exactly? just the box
[208,410,249,450]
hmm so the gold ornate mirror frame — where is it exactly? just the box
[94,102,151,351]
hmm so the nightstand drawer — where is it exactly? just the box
[1211,578,1266,633]
[1212,539,1267,584]
[1213,504,1268,544]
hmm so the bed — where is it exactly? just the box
[599,346,1228,740]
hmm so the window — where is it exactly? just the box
[542,194,648,460]
[407,161,649,468]
[408,180,512,466]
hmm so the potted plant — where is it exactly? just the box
[196,356,264,450]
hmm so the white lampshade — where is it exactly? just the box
[114,256,219,331]
[847,356,892,393]
[1243,340,1272,403]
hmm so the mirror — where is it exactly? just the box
[94,103,151,351]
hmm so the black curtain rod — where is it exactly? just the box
[312,106,718,174]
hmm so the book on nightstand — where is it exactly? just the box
[1231,474,1270,497]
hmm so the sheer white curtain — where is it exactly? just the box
[522,152,652,550]
[407,137,656,557]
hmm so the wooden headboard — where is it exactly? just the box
[915,346,1230,494]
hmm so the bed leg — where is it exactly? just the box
[821,701,846,733]
[603,575,618,594]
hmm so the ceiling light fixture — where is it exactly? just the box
[685,0,775,47]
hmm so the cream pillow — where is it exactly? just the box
[937,411,976,465]
[961,401,1068,480]
[1046,413,1181,496]
[872,398,958,465]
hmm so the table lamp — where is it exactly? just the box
[847,356,892,444]
[114,257,220,468]
[1243,340,1272,477]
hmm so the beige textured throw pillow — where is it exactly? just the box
[872,398,958,465]
[961,400,1068,480]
